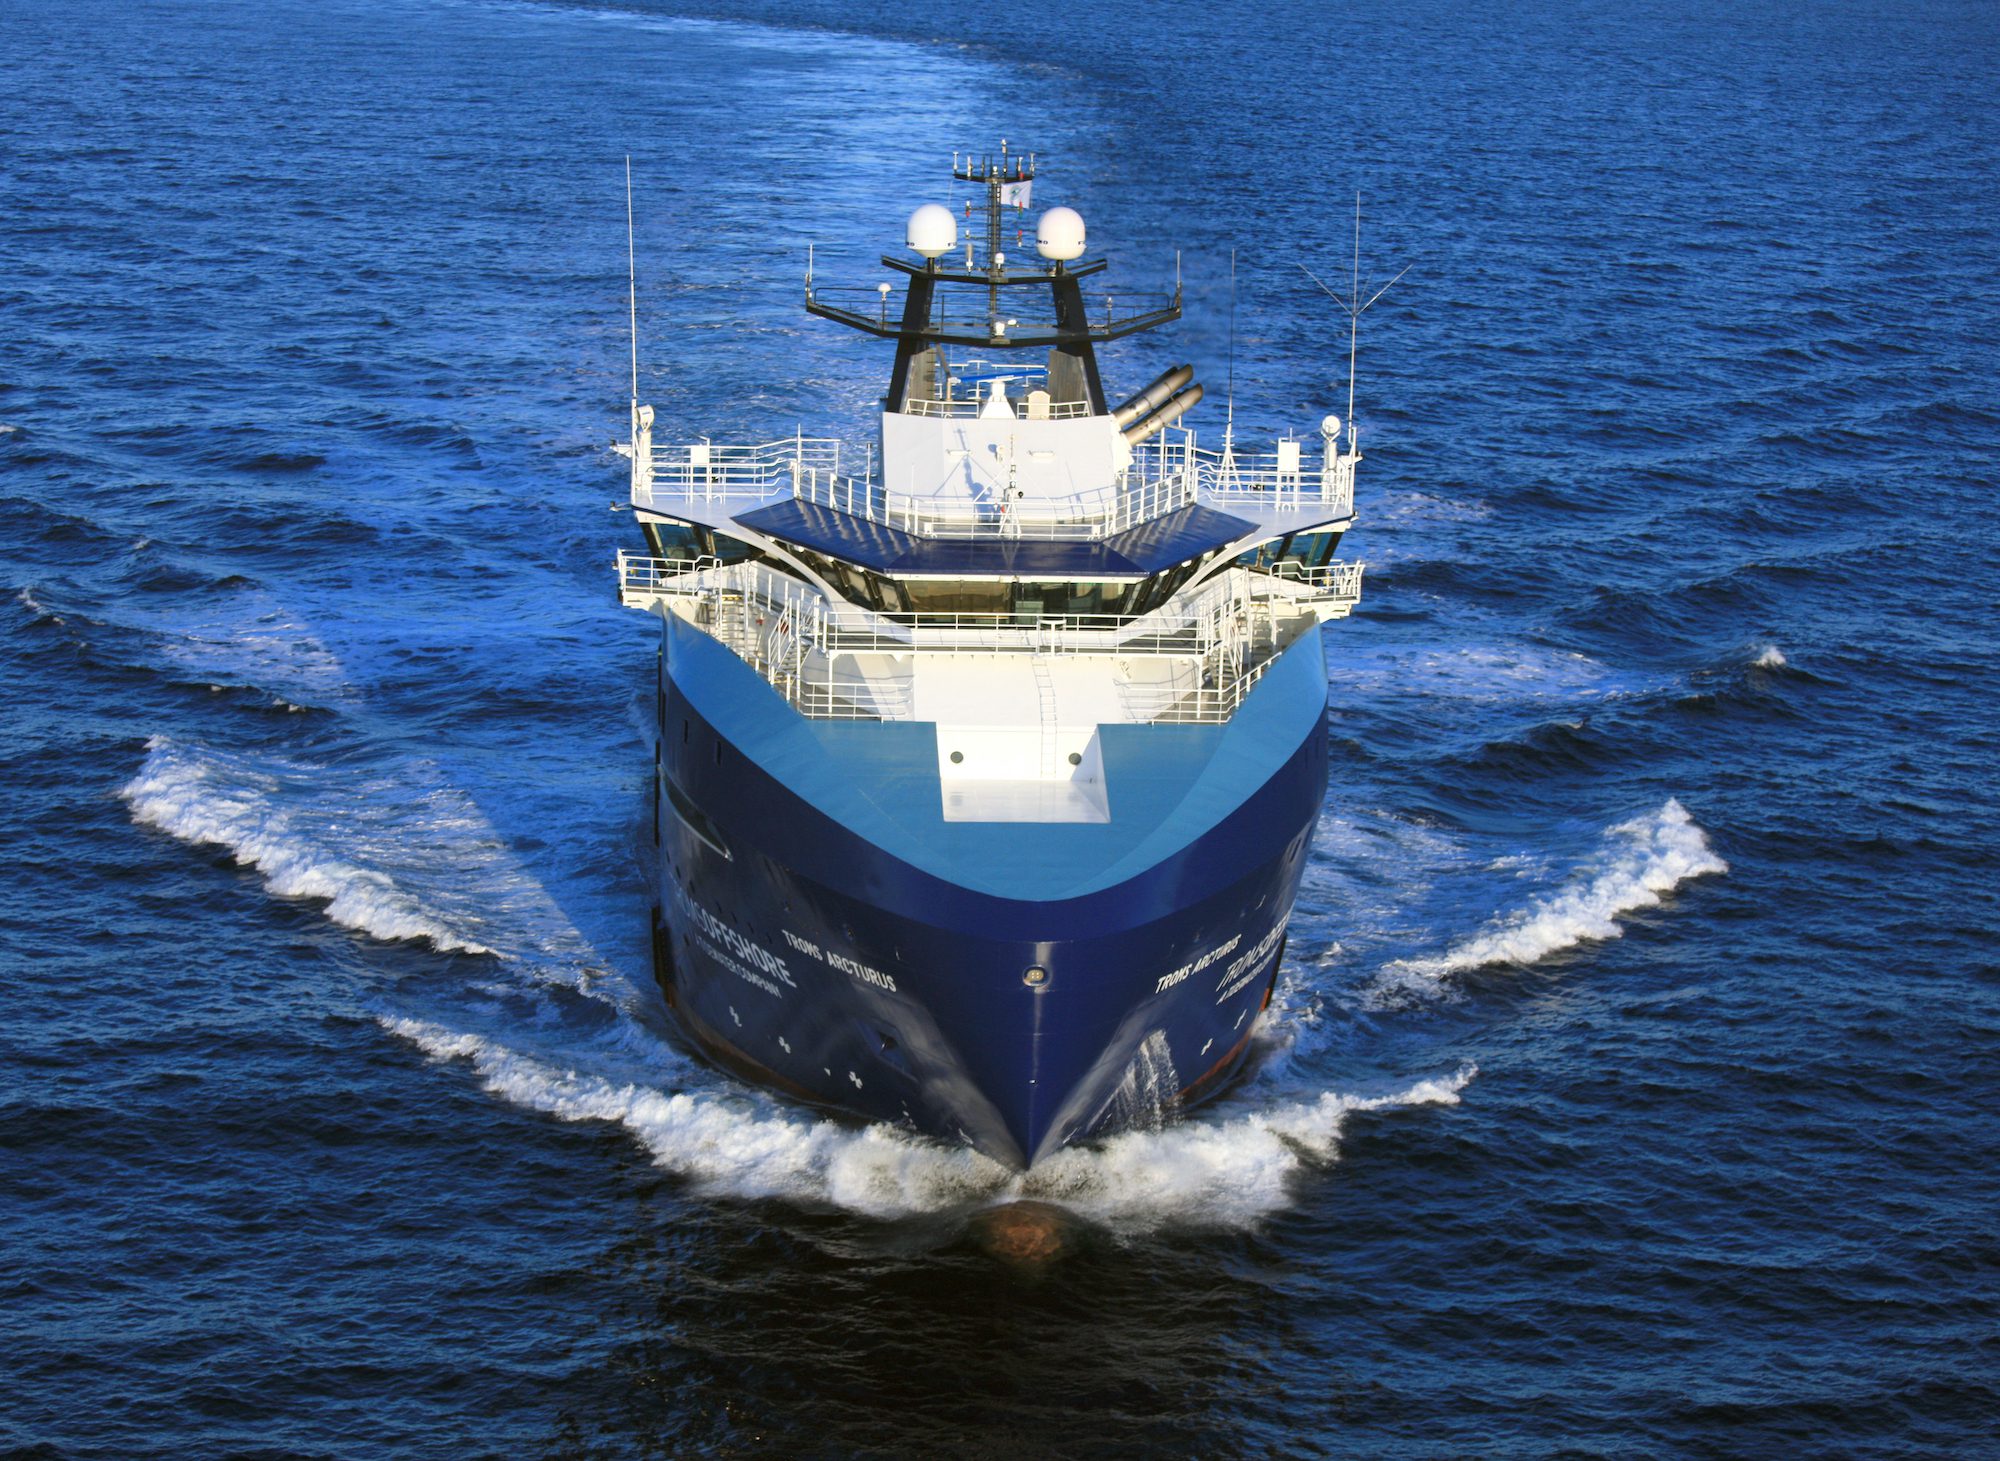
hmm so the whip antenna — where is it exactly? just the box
[1225,246,1237,446]
[625,156,639,414]
[1299,192,1409,454]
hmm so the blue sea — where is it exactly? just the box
[5,0,1998,1453]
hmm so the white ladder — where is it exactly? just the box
[1032,658,1060,779]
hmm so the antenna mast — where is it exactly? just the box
[1347,193,1359,453]
[1299,191,1410,458]
[625,156,639,416]
[1225,247,1237,445]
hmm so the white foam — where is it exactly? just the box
[1754,644,1788,668]
[1373,489,1494,524]
[16,587,64,626]
[123,737,496,954]
[1019,1068,1474,1229]
[381,1012,1472,1230]
[147,584,357,709]
[1338,639,1630,705]
[1382,798,1726,988]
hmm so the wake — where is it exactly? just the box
[124,737,497,954]
[1375,797,1726,998]
[381,1012,1472,1232]
[126,747,1737,1232]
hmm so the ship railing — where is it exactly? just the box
[618,555,1344,722]
[617,551,723,593]
[635,435,1179,540]
[622,550,1364,636]
[805,285,1180,336]
[637,435,845,506]
[1139,654,1286,724]
[794,470,1197,542]
[1126,427,1359,518]
[630,423,1357,533]
[825,566,1289,657]
[1265,559,1366,600]
[902,395,1095,421]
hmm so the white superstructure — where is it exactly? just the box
[617,146,1366,824]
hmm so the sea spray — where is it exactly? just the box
[380,1012,1471,1231]
[1376,797,1726,995]
[1108,1029,1183,1134]
[123,736,498,955]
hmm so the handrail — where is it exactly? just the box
[903,396,1094,420]
[630,424,1357,535]
[615,554,1363,724]
[1267,560,1366,597]
[792,469,1197,542]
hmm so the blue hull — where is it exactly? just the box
[648,613,1329,1167]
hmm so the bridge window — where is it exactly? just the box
[642,518,761,567]
[899,581,1012,614]
[896,580,1145,618]
[1239,530,1341,573]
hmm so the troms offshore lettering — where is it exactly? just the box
[674,883,794,995]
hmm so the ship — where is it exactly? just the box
[615,148,1365,1168]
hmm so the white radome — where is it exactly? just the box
[1321,413,1342,437]
[906,203,957,259]
[1035,206,1087,262]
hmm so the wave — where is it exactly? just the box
[381,1013,1473,1231]
[1378,798,1726,992]
[122,737,496,955]
[15,586,65,627]
[1338,637,1638,707]
[1754,643,1788,668]
[230,450,326,473]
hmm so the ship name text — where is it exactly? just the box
[783,927,899,993]
[1155,934,1243,994]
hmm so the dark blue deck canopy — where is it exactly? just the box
[735,500,1258,579]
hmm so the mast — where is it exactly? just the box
[803,146,1181,416]
[625,156,639,427]
[1347,192,1359,456]
[955,140,1032,330]
[1298,193,1410,459]
[624,156,651,502]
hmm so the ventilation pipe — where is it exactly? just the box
[1110,364,1194,428]
[1122,383,1204,444]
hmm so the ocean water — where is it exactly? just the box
[4,0,1998,1453]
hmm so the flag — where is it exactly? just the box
[1000,178,1032,209]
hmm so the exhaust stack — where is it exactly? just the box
[1110,364,1195,428]
[1122,383,1204,444]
